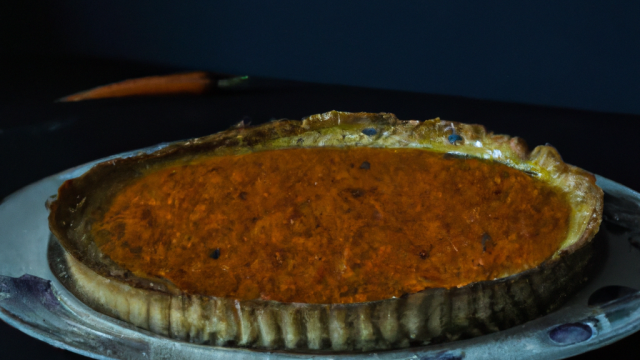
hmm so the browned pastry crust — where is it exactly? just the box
[48,111,603,351]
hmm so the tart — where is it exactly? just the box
[48,111,603,352]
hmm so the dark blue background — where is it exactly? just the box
[3,1,639,115]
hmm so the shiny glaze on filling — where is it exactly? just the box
[93,147,571,304]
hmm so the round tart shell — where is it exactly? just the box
[48,111,603,351]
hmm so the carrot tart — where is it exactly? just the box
[48,111,603,351]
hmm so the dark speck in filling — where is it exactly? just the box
[359,161,371,170]
[481,233,493,253]
[210,248,221,259]
[419,244,433,259]
[340,286,359,297]
[130,246,142,255]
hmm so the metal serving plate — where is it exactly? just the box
[1,145,640,360]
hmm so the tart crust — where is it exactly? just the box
[48,111,603,351]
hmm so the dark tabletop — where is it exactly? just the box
[1,54,639,359]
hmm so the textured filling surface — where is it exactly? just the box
[93,147,571,304]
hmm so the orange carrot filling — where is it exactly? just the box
[93,147,570,304]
